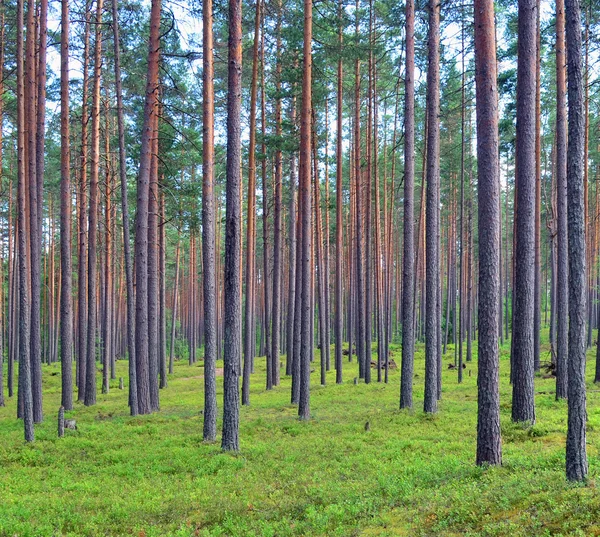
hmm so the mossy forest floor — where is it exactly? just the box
[1,339,600,536]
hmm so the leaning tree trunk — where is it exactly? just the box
[474,0,502,466]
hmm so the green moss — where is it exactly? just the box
[1,335,599,536]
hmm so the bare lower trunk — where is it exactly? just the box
[298,0,313,420]
[511,0,536,425]
[565,0,588,482]
[133,0,161,415]
[400,0,414,406]
[474,0,502,466]
[111,0,137,414]
[424,0,441,414]
[221,0,242,451]
[555,0,568,400]
[202,0,217,440]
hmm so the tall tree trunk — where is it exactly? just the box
[147,108,160,411]
[565,0,588,483]
[400,0,415,407]
[84,0,105,407]
[474,0,502,466]
[60,0,73,410]
[354,0,365,381]
[0,0,5,408]
[133,0,161,415]
[260,29,271,388]
[27,0,43,423]
[270,0,283,387]
[286,104,297,378]
[511,0,537,425]
[111,0,137,414]
[202,0,217,440]
[334,0,344,384]
[424,0,441,414]
[242,0,261,405]
[533,0,542,373]
[221,0,242,451]
[298,0,313,420]
[312,116,326,386]
[102,101,113,395]
[16,0,34,441]
[77,0,91,402]
[364,0,373,385]
[458,13,466,384]
[556,0,568,399]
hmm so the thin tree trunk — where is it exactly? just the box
[27,0,43,423]
[242,0,261,405]
[77,0,91,402]
[400,0,415,406]
[271,0,283,387]
[202,0,217,440]
[354,0,365,381]
[334,0,344,384]
[147,108,160,411]
[60,0,73,410]
[111,0,137,414]
[533,0,542,373]
[84,0,105,407]
[556,0,568,399]
[169,236,180,374]
[16,0,34,441]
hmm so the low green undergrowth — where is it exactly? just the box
[1,337,599,536]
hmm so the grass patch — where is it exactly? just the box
[1,335,599,536]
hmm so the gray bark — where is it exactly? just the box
[474,0,502,466]
[556,0,568,400]
[202,0,217,442]
[400,0,415,410]
[565,0,588,482]
[511,0,537,425]
[424,0,440,414]
[221,0,242,451]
